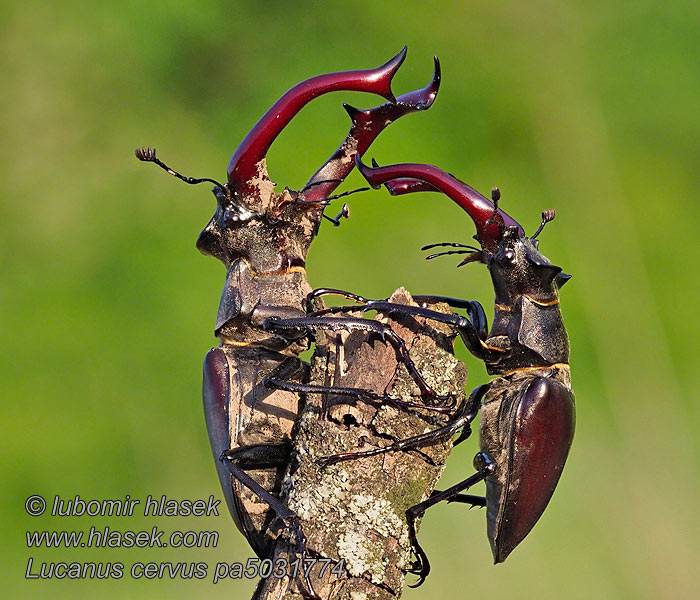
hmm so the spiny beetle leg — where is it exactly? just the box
[259,355,308,387]
[453,385,490,447]
[310,299,495,363]
[412,295,489,340]
[364,301,495,360]
[406,452,496,587]
[318,417,463,466]
[305,287,372,312]
[221,442,291,470]
[262,376,454,414]
[262,314,454,409]
[308,288,488,342]
[308,287,488,362]
[442,492,486,507]
[219,453,319,600]
[319,383,487,466]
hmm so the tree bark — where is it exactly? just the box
[253,288,466,600]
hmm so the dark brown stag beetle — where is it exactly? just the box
[136,48,442,597]
[309,155,575,584]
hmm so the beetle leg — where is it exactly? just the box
[261,377,453,414]
[320,384,488,465]
[305,287,372,312]
[219,454,320,600]
[261,353,309,383]
[453,384,491,447]
[307,287,488,340]
[262,315,455,411]
[411,295,488,340]
[221,442,292,470]
[365,301,497,360]
[308,287,488,342]
[441,492,486,507]
[318,403,470,466]
[313,300,499,361]
[261,318,455,414]
[405,452,496,587]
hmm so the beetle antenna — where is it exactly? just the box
[425,249,471,260]
[300,186,370,207]
[135,147,225,189]
[484,187,505,233]
[531,209,556,239]
[300,178,344,193]
[422,242,481,252]
[322,203,350,227]
[317,186,370,204]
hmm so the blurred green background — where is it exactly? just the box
[3,1,699,598]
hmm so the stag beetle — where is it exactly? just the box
[136,48,444,596]
[309,154,575,584]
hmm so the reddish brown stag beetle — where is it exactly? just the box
[135,48,444,597]
[308,155,575,585]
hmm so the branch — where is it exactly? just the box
[254,288,466,599]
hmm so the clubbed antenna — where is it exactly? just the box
[322,203,350,227]
[135,147,225,189]
[484,187,505,236]
[531,209,556,239]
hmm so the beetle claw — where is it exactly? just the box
[405,548,430,587]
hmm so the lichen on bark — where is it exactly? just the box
[253,288,467,600]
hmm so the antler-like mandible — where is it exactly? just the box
[300,57,441,204]
[227,47,408,197]
[355,156,523,251]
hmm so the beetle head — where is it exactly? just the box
[486,223,565,307]
[134,147,318,271]
[353,157,571,306]
[195,178,320,272]
[195,48,417,272]
[138,49,443,273]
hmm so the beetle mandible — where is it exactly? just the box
[309,154,575,584]
[135,48,443,593]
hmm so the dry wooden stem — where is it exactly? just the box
[253,288,467,600]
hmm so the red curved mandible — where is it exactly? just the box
[300,56,441,204]
[228,47,407,196]
[355,155,523,251]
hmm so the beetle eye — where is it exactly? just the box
[223,208,240,225]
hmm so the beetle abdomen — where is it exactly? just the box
[480,372,575,563]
